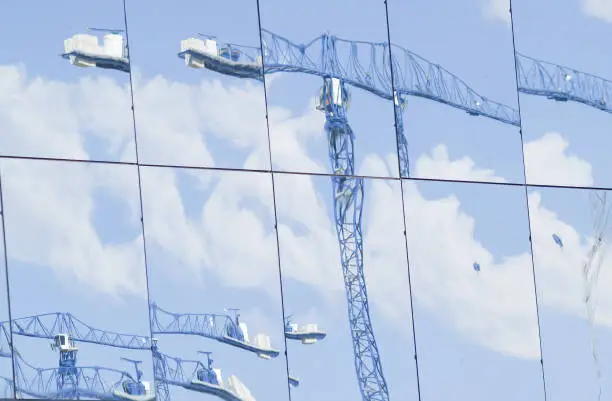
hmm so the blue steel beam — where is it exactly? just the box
[149,303,279,358]
[178,29,520,126]
[393,96,410,177]
[516,52,612,113]
[0,313,151,350]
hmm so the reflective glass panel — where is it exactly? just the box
[512,0,612,188]
[125,0,270,170]
[274,172,418,400]
[387,0,523,184]
[0,1,136,163]
[529,186,612,401]
[258,0,400,178]
[140,166,289,401]
[1,160,154,399]
[404,178,543,400]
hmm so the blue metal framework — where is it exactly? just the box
[516,53,612,113]
[151,346,244,401]
[9,351,148,400]
[1,313,151,350]
[0,308,269,400]
[393,95,409,177]
[50,22,612,401]
[179,29,521,179]
[0,313,154,400]
[178,28,524,401]
[150,303,279,359]
[515,52,612,401]
[321,76,388,401]
[220,29,519,125]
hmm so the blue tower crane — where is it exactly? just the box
[58,25,521,401]
[515,53,612,112]
[149,303,279,359]
[9,350,152,400]
[0,313,154,400]
[178,28,520,401]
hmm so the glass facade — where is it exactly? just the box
[0,1,609,400]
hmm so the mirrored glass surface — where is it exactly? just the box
[512,0,612,188]
[1,159,154,400]
[387,0,523,184]
[404,179,543,400]
[140,166,289,401]
[529,186,612,401]
[0,1,136,163]
[274,172,418,400]
[258,0,399,178]
[125,0,270,171]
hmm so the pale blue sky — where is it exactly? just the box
[0,0,611,401]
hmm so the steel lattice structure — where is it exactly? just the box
[516,53,612,112]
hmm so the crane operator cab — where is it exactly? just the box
[196,351,220,386]
[116,380,154,401]
[50,334,79,375]
[316,77,351,114]
[51,334,77,353]
[115,358,155,401]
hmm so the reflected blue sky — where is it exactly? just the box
[0,0,135,163]
[125,0,270,170]
[0,159,154,398]
[0,0,611,400]
[529,187,612,401]
[406,180,543,401]
[140,166,288,401]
